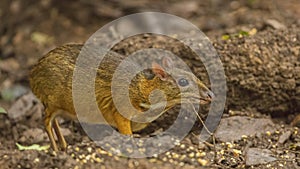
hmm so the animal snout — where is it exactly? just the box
[206,90,214,101]
[200,90,214,104]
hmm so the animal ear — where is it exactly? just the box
[152,62,167,80]
[162,56,174,70]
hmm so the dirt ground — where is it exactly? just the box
[0,0,300,168]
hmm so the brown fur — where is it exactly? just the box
[29,44,213,151]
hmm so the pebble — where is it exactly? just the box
[86,155,91,160]
[180,144,186,149]
[196,152,205,157]
[215,116,275,142]
[126,148,133,153]
[149,158,157,163]
[87,147,92,153]
[174,139,180,145]
[51,151,57,156]
[188,146,194,150]
[278,131,292,144]
[180,155,186,160]
[33,158,39,163]
[94,157,103,163]
[179,162,185,166]
[172,153,179,159]
[226,142,234,148]
[241,135,248,139]
[197,158,208,166]
[188,152,195,158]
[97,148,108,154]
[245,148,277,166]
[162,157,167,162]
[232,149,242,157]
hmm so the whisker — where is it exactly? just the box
[187,101,213,136]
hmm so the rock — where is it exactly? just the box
[278,131,292,144]
[1,85,28,101]
[0,58,19,73]
[20,127,71,144]
[245,148,277,166]
[215,116,275,142]
[7,92,40,121]
[265,19,287,29]
[20,128,48,143]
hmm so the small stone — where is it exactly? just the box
[245,148,277,166]
[198,142,206,150]
[189,146,194,150]
[197,158,208,166]
[149,158,157,163]
[94,157,103,163]
[126,148,133,153]
[180,155,186,160]
[226,142,234,148]
[87,147,92,153]
[188,152,195,158]
[97,149,108,154]
[51,151,57,156]
[86,155,91,161]
[265,19,286,29]
[278,131,292,144]
[107,152,113,156]
[78,154,84,159]
[215,116,275,142]
[33,158,39,163]
[241,135,248,139]
[162,157,167,162]
[232,149,242,157]
[174,139,180,145]
[180,144,186,149]
[138,148,145,153]
[114,156,119,161]
[172,153,179,159]
[196,152,206,157]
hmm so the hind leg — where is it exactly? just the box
[53,118,67,151]
[44,108,58,151]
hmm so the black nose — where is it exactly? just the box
[203,90,214,102]
[207,90,214,100]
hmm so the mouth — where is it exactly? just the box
[199,90,214,104]
[199,97,212,104]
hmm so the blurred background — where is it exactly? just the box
[0,0,299,109]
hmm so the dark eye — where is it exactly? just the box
[143,69,155,80]
[178,78,189,87]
